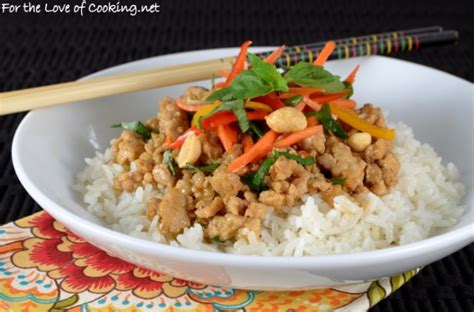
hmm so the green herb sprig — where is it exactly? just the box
[243,151,315,192]
[111,121,151,139]
[307,104,349,139]
[163,150,177,176]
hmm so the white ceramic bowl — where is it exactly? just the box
[12,48,473,290]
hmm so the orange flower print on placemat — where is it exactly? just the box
[0,211,421,311]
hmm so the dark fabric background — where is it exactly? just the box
[0,0,472,310]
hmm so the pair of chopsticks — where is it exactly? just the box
[0,26,458,116]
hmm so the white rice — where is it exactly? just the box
[74,122,466,256]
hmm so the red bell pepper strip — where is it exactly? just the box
[224,40,252,86]
[200,110,268,130]
[253,93,285,110]
[166,127,203,150]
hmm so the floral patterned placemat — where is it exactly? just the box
[0,211,418,311]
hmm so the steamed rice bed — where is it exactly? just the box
[74,122,465,256]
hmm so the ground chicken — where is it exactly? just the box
[200,132,225,163]
[299,132,326,154]
[195,196,224,219]
[244,202,270,219]
[357,103,387,128]
[209,171,243,198]
[206,214,246,241]
[378,152,400,187]
[225,196,247,215]
[112,131,145,166]
[159,188,191,238]
[238,217,262,240]
[318,137,366,192]
[158,96,189,140]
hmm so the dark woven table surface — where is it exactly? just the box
[0,0,472,311]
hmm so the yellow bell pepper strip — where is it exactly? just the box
[329,104,396,140]
[191,102,221,127]
[244,101,273,112]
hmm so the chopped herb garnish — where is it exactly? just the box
[206,87,232,101]
[186,163,220,174]
[230,70,273,99]
[343,82,354,99]
[248,122,264,138]
[284,62,345,94]
[284,95,304,106]
[111,121,151,140]
[243,151,315,192]
[206,53,288,102]
[247,53,288,92]
[331,178,346,185]
[163,150,176,176]
[307,104,349,139]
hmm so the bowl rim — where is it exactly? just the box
[12,48,473,268]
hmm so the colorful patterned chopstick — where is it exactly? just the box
[264,26,444,56]
[257,30,458,68]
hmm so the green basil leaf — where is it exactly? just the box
[163,150,176,176]
[232,104,250,132]
[248,122,264,138]
[248,53,288,92]
[230,70,273,99]
[111,121,151,140]
[186,163,220,174]
[284,62,345,94]
[284,95,304,106]
[307,104,349,139]
[206,87,232,101]
[331,178,346,185]
[274,151,315,166]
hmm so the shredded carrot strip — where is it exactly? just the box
[314,41,336,66]
[228,130,278,172]
[303,97,321,111]
[344,64,360,84]
[219,69,230,78]
[216,125,234,152]
[215,81,227,89]
[295,101,306,111]
[273,126,323,148]
[225,40,252,86]
[329,99,357,109]
[242,134,254,153]
[264,45,285,64]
